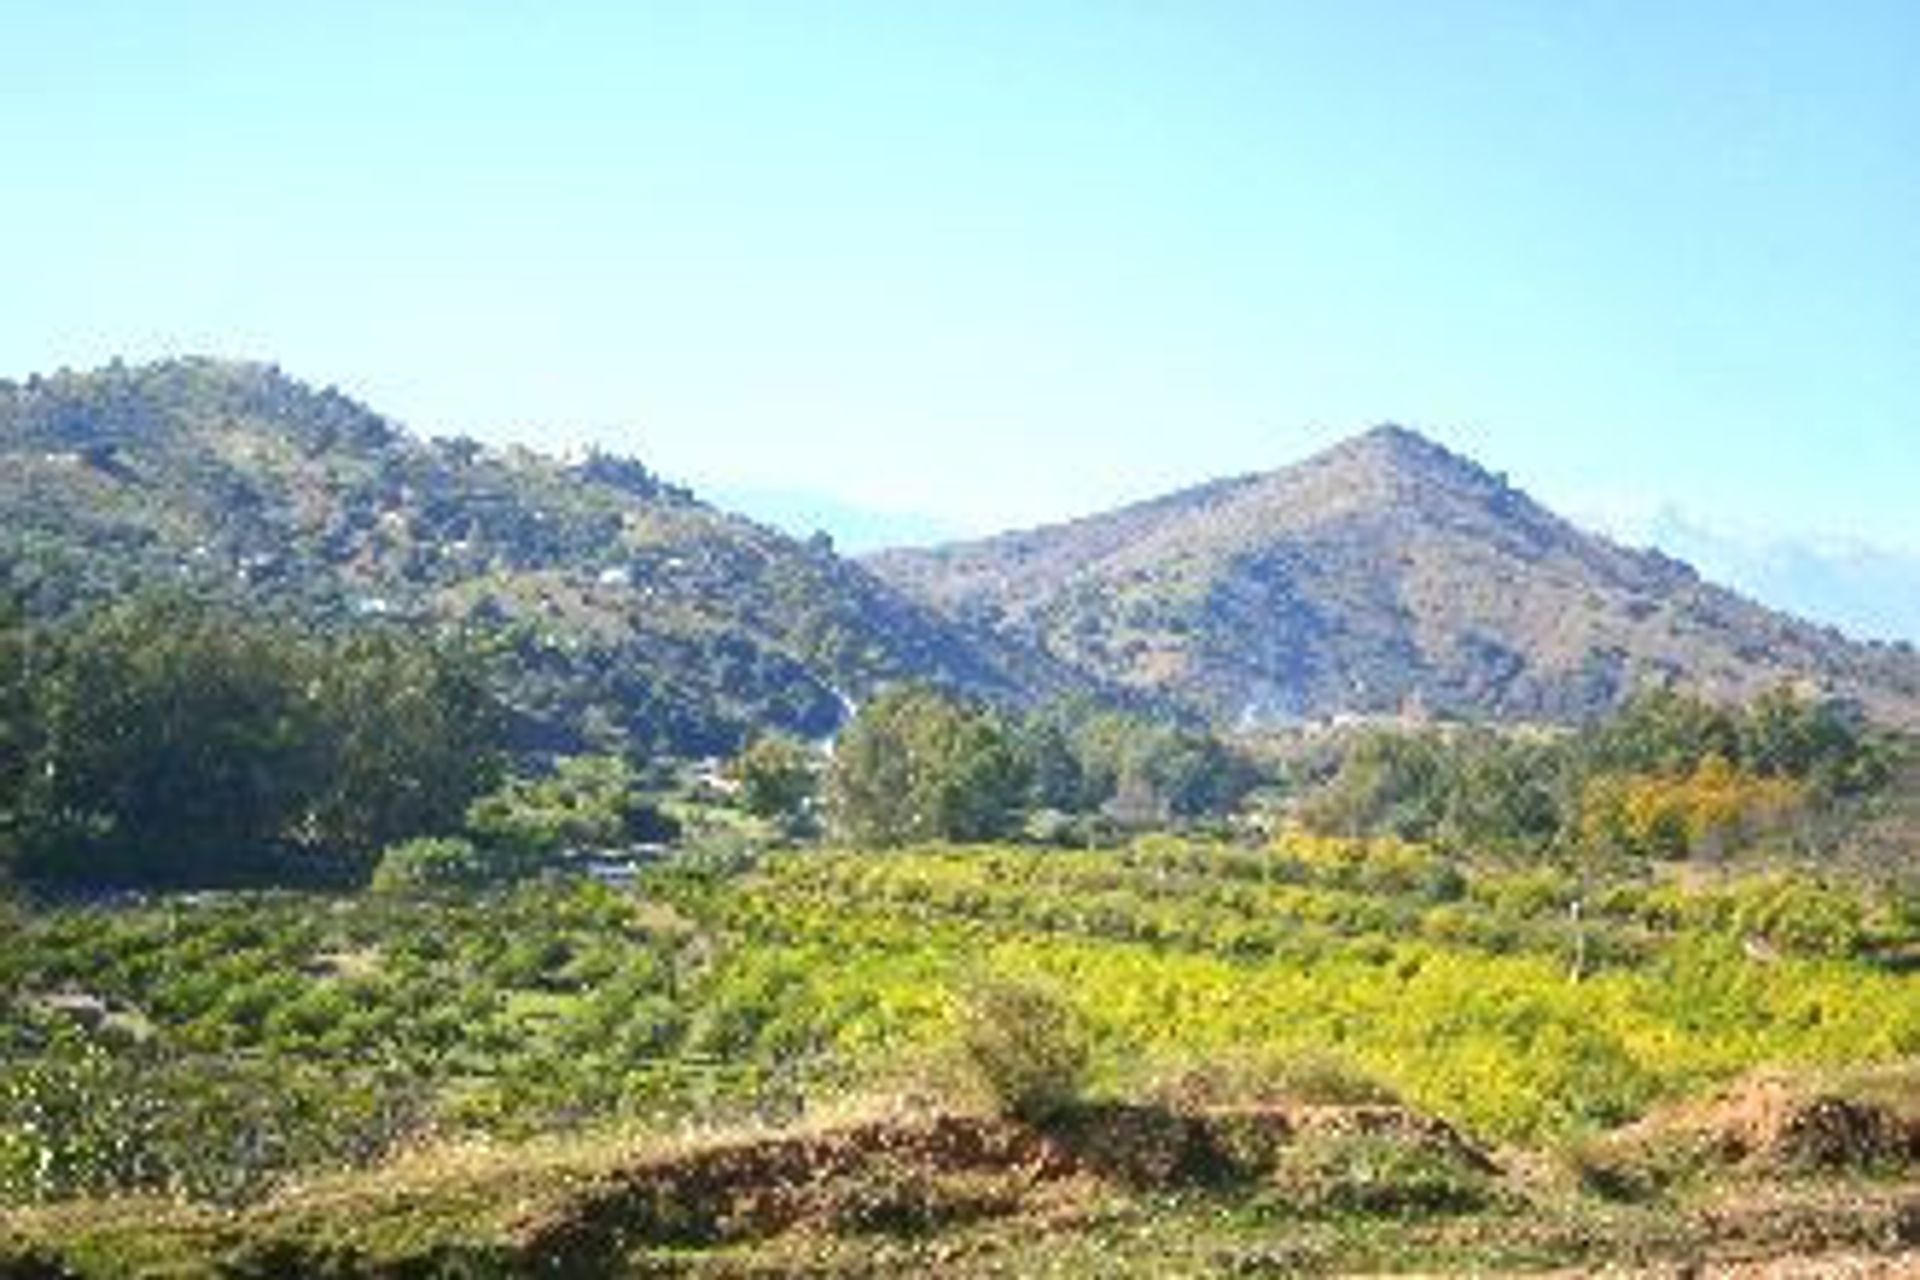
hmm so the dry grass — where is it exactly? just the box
[5,1072,1918,1277]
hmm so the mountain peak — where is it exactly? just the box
[1356,421,1437,450]
[1317,423,1493,487]
[1,358,1102,755]
[871,424,1920,729]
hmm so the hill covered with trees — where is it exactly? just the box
[12,360,1919,757]
[0,358,1094,757]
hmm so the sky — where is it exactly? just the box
[3,2,1916,635]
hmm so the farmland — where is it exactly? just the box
[5,836,1918,1273]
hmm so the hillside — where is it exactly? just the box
[0,358,1089,755]
[870,426,1920,728]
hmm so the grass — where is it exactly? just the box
[4,836,1920,1271]
[4,1087,1916,1276]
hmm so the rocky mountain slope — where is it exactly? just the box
[0,358,1090,754]
[870,426,1920,728]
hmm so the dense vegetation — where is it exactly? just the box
[4,662,1915,1207]
[818,686,1261,846]
[0,590,1263,891]
[0,357,1087,759]
[0,573,1915,1273]
[3,832,1916,1214]
[1295,685,1892,858]
[0,596,501,887]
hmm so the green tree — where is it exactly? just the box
[304,629,503,861]
[466,753,640,861]
[3,595,506,886]
[16,597,320,883]
[1582,688,1740,776]
[0,602,38,878]
[1737,685,1886,795]
[1437,733,1568,853]
[827,686,1029,846]
[1011,715,1085,813]
[728,734,818,827]
[1300,731,1448,840]
[1135,728,1257,819]
[1054,708,1259,823]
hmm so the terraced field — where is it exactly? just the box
[5,839,1919,1274]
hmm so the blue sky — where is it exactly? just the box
[3,2,1916,635]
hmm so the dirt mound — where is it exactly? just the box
[1672,1075,1920,1171]
[0,1102,1498,1275]
[1582,1073,1920,1199]
[510,1101,1494,1270]
[512,1112,1076,1269]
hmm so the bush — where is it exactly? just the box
[370,836,524,893]
[951,975,1089,1123]
[465,755,640,860]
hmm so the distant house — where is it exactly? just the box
[692,757,741,796]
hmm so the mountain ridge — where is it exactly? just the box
[868,425,1920,728]
[0,357,1099,755]
[8,359,1914,740]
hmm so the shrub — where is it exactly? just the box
[951,975,1089,1123]
[465,755,640,860]
[370,836,523,893]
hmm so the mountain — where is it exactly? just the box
[869,426,1920,729]
[0,358,1091,755]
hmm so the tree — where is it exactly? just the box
[1738,686,1886,796]
[727,734,818,827]
[16,597,320,883]
[1135,728,1257,820]
[826,686,1029,846]
[4,595,506,886]
[1581,688,1740,776]
[466,753,641,860]
[1010,716,1084,813]
[1052,708,1257,824]
[1575,755,1805,861]
[1436,733,1567,853]
[0,603,39,880]
[1299,731,1448,840]
[303,629,503,861]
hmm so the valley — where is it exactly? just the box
[2,360,1917,1276]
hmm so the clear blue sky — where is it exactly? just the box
[4,3,1916,579]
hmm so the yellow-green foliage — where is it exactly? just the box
[1269,832,1443,892]
[686,839,1920,1143]
[1578,755,1805,859]
[7,835,1917,1209]
[1613,874,1878,957]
